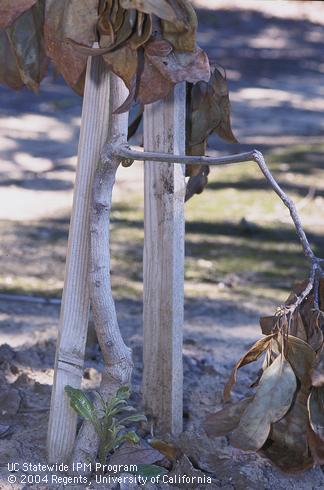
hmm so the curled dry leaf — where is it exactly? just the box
[261,391,314,473]
[185,164,210,202]
[308,386,324,441]
[272,334,316,388]
[0,0,38,29]
[146,45,210,85]
[120,0,180,25]
[189,67,238,148]
[230,354,297,452]
[312,345,324,387]
[307,424,324,465]
[162,0,198,52]
[5,0,47,92]
[203,397,253,438]
[223,334,275,401]
[0,30,24,90]
[149,439,182,462]
[44,0,99,90]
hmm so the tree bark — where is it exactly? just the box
[70,73,131,470]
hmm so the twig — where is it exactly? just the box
[115,145,324,310]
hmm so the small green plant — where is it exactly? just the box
[65,385,146,465]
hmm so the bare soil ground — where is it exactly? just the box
[0,1,324,488]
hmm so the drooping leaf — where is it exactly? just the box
[44,0,99,91]
[223,334,275,401]
[203,397,253,437]
[308,386,324,441]
[261,391,313,473]
[0,30,24,90]
[161,0,198,52]
[0,0,38,29]
[137,52,174,105]
[109,440,163,466]
[146,46,210,85]
[149,439,182,462]
[312,344,324,387]
[307,424,324,465]
[5,0,47,92]
[185,164,210,202]
[190,67,238,146]
[230,354,296,451]
[120,0,179,25]
[273,334,316,387]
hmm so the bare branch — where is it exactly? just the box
[115,144,324,309]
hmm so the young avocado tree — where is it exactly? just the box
[1,0,323,473]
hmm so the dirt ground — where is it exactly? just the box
[0,1,324,488]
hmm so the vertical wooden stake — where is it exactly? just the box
[143,83,186,435]
[47,55,111,463]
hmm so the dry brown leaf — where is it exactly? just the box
[120,0,180,25]
[190,67,237,147]
[162,0,197,52]
[137,53,174,106]
[146,46,210,85]
[203,397,253,438]
[259,316,276,336]
[5,0,47,92]
[286,335,316,387]
[311,345,324,387]
[308,386,324,441]
[149,439,182,462]
[44,0,99,89]
[307,424,324,465]
[0,30,24,90]
[0,0,37,29]
[230,354,296,451]
[109,440,164,466]
[223,334,275,401]
[261,391,313,472]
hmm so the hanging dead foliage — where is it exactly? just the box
[204,278,324,473]
[0,0,239,197]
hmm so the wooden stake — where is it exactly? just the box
[143,83,186,435]
[47,55,112,463]
[70,74,131,469]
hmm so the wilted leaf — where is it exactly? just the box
[312,345,324,387]
[120,0,179,25]
[189,67,237,147]
[259,315,276,335]
[223,334,275,401]
[230,354,296,451]
[149,439,182,462]
[277,334,316,387]
[162,0,198,52]
[0,30,24,90]
[137,53,174,105]
[0,0,38,29]
[261,391,313,472]
[5,0,47,92]
[146,46,210,85]
[308,386,324,441]
[185,164,210,202]
[204,397,253,437]
[109,440,163,466]
[44,0,99,90]
[103,44,138,93]
[307,424,324,465]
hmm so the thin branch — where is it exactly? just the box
[115,144,324,309]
